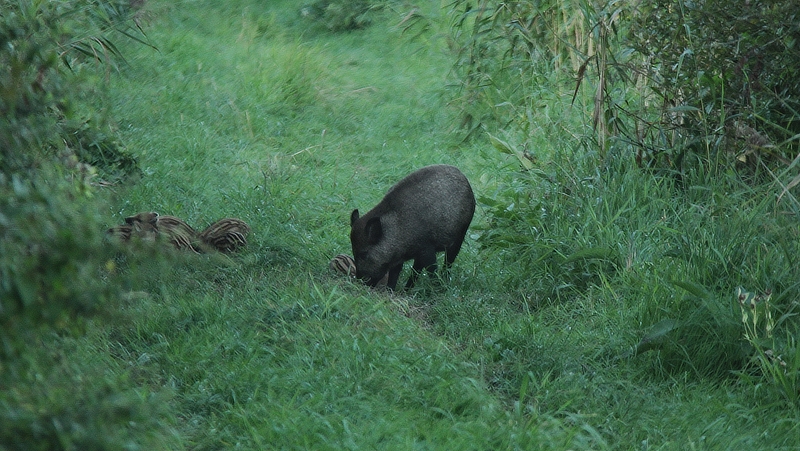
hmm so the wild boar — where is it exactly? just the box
[198,218,251,253]
[350,164,475,290]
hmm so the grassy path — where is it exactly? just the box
[107,1,567,448]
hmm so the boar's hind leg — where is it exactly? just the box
[444,233,467,267]
[405,250,438,289]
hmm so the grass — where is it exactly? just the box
[5,0,799,449]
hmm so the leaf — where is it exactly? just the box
[571,57,590,106]
[633,319,680,356]
[777,172,800,205]
[670,279,711,299]
[487,132,515,155]
[667,105,701,114]
[487,133,535,170]
[476,195,501,208]
[527,167,554,183]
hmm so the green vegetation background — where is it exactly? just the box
[2,0,799,449]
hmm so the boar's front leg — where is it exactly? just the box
[405,249,438,289]
[385,263,404,291]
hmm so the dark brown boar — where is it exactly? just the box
[350,164,475,290]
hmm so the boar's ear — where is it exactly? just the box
[125,211,158,225]
[350,209,360,226]
[365,217,382,244]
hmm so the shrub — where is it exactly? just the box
[626,0,800,173]
[0,0,151,348]
[300,0,380,32]
[0,0,145,179]
[447,0,800,172]
[736,288,800,408]
[0,169,114,352]
[0,2,177,449]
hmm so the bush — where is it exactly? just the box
[0,170,113,349]
[447,0,800,172]
[0,0,144,179]
[0,2,179,449]
[300,0,383,32]
[628,0,800,170]
[0,0,150,349]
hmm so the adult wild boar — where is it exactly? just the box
[350,164,475,290]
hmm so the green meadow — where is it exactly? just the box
[3,0,800,449]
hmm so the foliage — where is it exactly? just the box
[63,120,142,182]
[0,163,185,449]
[629,0,800,167]
[449,0,800,384]
[0,1,173,450]
[447,0,800,175]
[0,171,108,348]
[736,288,800,408]
[475,141,800,377]
[0,154,176,449]
[446,0,613,139]
[300,0,382,31]
[0,0,145,179]
[0,0,151,351]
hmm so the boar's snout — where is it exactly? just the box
[355,266,390,288]
[353,256,387,287]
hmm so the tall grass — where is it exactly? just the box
[448,0,800,400]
